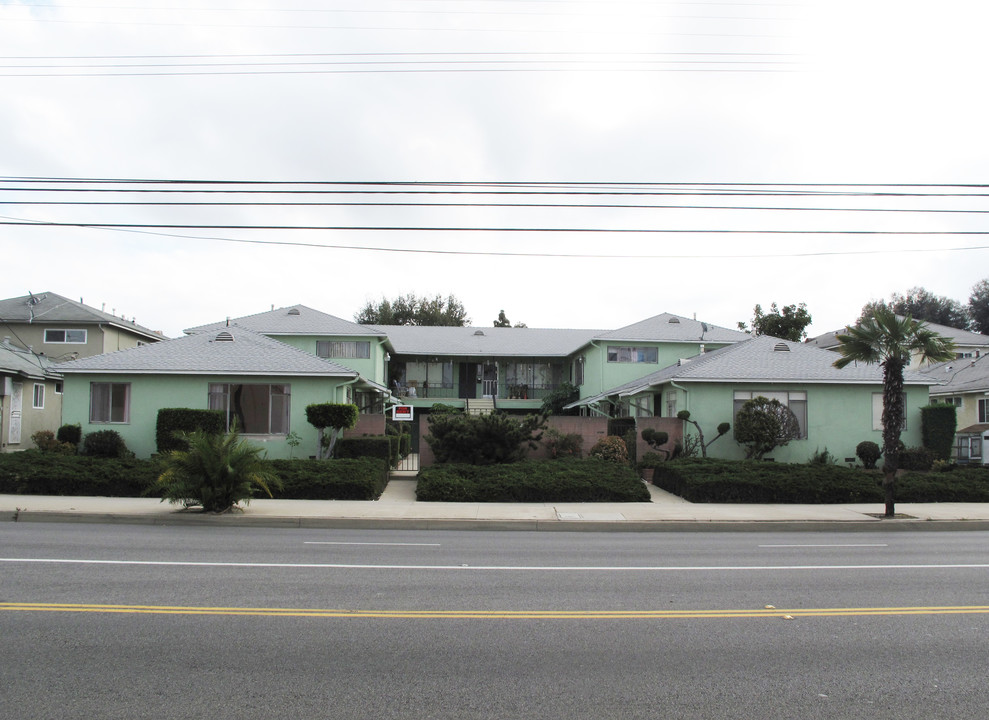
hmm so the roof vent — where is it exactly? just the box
[774,342,790,352]
[288,308,301,315]
[668,317,680,324]
[214,331,234,342]
[474,330,485,336]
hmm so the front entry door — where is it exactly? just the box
[459,363,477,400]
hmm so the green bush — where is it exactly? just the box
[808,447,837,465]
[31,430,75,454]
[335,436,394,466]
[899,446,936,472]
[921,404,957,461]
[156,408,225,453]
[305,403,359,459]
[540,382,580,416]
[269,457,388,500]
[83,429,130,458]
[651,458,989,503]
[542,428,583,459]
[425,412,545,465]
[0,451,159,496]
[734,396,801,460]
[588,436,629,465]
[56,424,82,446]
[638,452,666,470]
[416,458,650,502]
[856,441,881,469]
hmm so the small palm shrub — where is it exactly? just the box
[156,430,281,512]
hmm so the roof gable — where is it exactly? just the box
[59,326,358,377]
[0,291,164,340]
[594,312,748,344]
[185,305,383,337]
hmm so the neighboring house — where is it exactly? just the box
[567,336,934,464]
[0,291,165,362]
[808,319,989,369]
[59,326,391,459]
[923,355,989,465]
[0,338,63,452]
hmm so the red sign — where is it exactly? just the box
[392,405,414,421]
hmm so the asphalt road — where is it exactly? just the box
[2,523,988,719]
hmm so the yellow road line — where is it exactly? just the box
[3,602,989,620]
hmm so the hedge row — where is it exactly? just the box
[416,458,650,502]
[652,458,989,503]
[0,452,388,501]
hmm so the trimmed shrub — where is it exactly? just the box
[416,458,650,503]
[0,451,159,496]
[540,382,580,416]
[31,430,75,454]
[856,441,881,469]
[734,396,801,460]
[335,436,394,466]
[83,429,130,458]
[56,424,82,446]
[899,446,936,472]
[542,428,583,459]
[156,408,225,453]
[588,436,629,465]
[268,457,388,500]
[426,412,545,465]
[305,403,359,459]
[921,404,957,461]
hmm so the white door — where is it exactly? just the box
[8,382,22,445]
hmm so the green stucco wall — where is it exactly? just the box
[634,381,930,464]
[575,341,730,400]
[271,335,386,382]
[61,373,351,459]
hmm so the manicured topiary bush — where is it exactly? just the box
[899,446,936,472]
[268,457,388,500]
[56,424,82,447]
[0,451,158,496]
[335,436,394,466]
[306,403,359,459]
[425,411,545,465]
[856,441,882,469]
[83,429,130,458]
[921,404,957,461]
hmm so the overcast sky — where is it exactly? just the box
[2,0,987,339]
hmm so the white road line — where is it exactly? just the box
[2,558,988,571]
[303,542,441,547]
[758,544,889,548]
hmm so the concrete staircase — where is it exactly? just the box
[466,397,495,415]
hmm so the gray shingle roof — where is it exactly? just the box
[59,326,358,377]
[808,318,989,351]
[373,325,602,357]
[0,291,165,340]
[185,305,383,337]
[0,341,60,380]
[594,312,748,344]
[573,335,934,407]
[923,354,989,394]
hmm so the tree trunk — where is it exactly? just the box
[881,358,906,519]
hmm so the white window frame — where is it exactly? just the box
[607,346,659,364]
[316,341,370,360]
[872,393,907,431]
[44,328,87,344]
[90,382,130,423]
[208,383,291,435]
[32,383,45,409]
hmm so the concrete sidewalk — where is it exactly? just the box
[4,480,989,531]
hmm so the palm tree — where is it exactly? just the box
[157,429,281,513]
[832,307,955,517]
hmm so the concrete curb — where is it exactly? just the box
[8,509,989,532]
